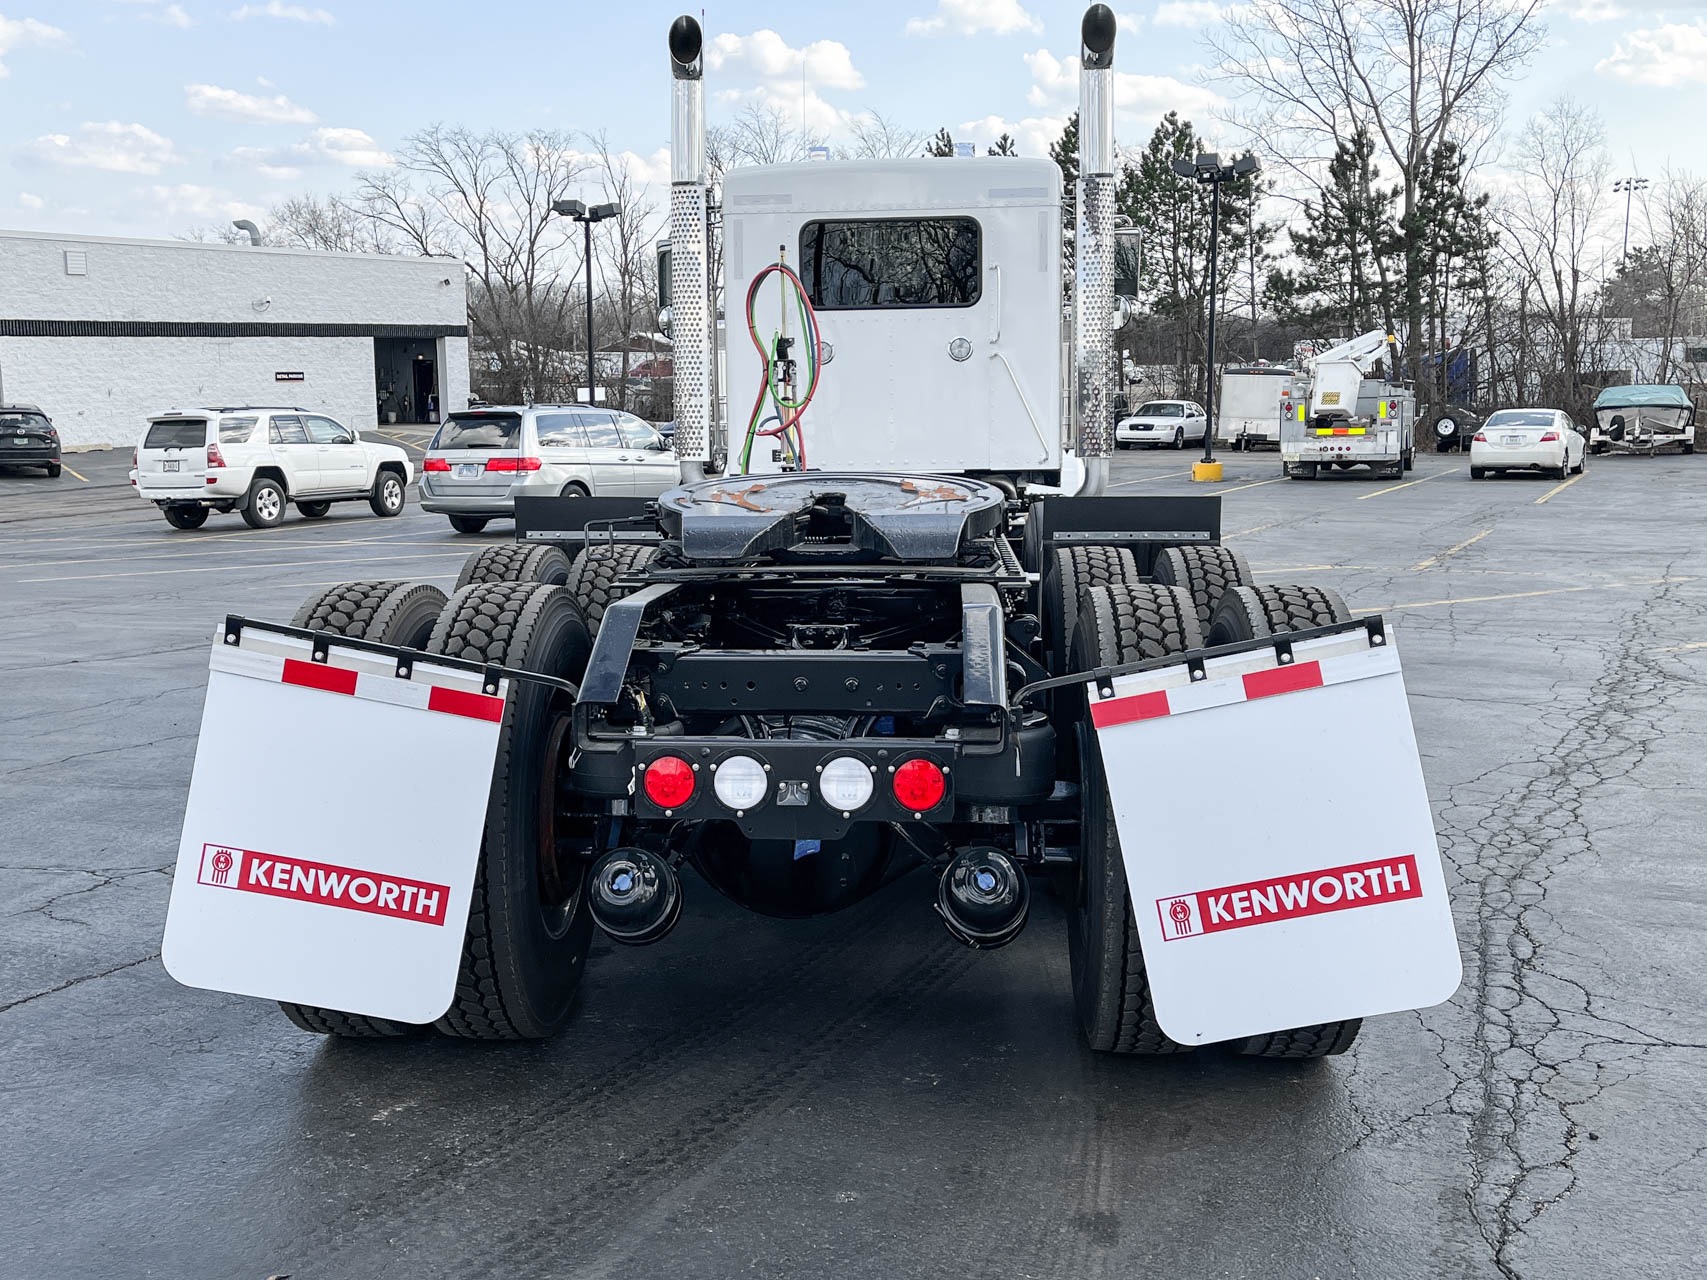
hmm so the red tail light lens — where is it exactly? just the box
[130,448,138,468]
[643,755,696,808]
[1472,432,1487,443]
[892,758,946,812]
[484,456,543,472]
[1539,431,1559,442]
[422,456,452,472]
[206,443,226,468]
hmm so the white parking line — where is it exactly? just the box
[1354,575,1695,614]
[1219,476,1285,494]
[1108,470,1193,489]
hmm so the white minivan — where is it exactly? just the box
[419,405,679,534]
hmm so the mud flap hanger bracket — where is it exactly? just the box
[220,614,577,699]
[1010,614,1388,708]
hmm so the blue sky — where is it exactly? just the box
[2,0,1702,241]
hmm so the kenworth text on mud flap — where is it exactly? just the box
[162,8,1463,1055]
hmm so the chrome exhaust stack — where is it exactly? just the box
[669,16,713,482]
[1072,5,1118,496]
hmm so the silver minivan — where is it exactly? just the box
[419,405,680,534]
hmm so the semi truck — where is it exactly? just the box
[1282,329,1417,479]
[161,9,1461,1058]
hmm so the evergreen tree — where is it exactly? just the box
[926,127,956,158]
[987,133,1019,157]
[1269,127,1402,339]
[1414,140,1497,408]
[1051,112,1081,266]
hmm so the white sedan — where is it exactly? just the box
[1115,400,1208,450]
[1469,408,1586,480]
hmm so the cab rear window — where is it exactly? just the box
[144,419,209,449]
[434,414,521,450]
[798,217,981,309]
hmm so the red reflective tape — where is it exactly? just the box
[1089,689,1171,728]
[282,657,357,697]
[1242,660,1323,701]
[427,684,505,722]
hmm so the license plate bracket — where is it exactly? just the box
[455,463,482,478]
[163,460,181,472]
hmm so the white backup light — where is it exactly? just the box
[819,756,875,811]
[712,755,769,810]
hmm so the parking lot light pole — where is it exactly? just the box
[553,199,623,406]
[1172,151,1259,482]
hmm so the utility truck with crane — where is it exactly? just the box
[1281,329,1417,479]
[161,10,1460,1057]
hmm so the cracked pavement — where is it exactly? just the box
[1,446,1703,1279]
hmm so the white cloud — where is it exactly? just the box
[1596,20,1707,84]
[229,1,334,25]
[706,30,863,91]
[714,84,854,138]
[229,125,393,174]
[151,4,195,27]
[1024,48,1224,121]
[1153,0,1236,27]
[906,0,1042,37]
[185,82,317,124]
[22,122,183,174]
[958,112,1067,158]
[0,14,69,77]
[142,183,266,224]
[18,192,45,210]
[1559,0,1624,21]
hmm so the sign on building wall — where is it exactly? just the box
[275,371,305,382]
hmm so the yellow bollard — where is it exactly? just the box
[1192,460,1224,482]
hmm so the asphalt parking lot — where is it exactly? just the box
[3,440,1704,1279]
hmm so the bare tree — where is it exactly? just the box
[841,111,928,160]
[359,125,590,403]
[267,193,397,254]
[725,102,825,165]
[1212,0,1547,387]
[1497,97,1612,415]
[585,132,664,410]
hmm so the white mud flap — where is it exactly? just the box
[1088,623,1461,1046]
[162,625,508,1024]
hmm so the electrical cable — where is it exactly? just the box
[739,261,823,473]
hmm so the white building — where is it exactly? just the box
[0,229,469,449]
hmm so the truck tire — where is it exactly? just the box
[566,543,659,632]
[1042,545,1139,676]
[241,476,286,529]
[163,505,209,530]
[1204,582,1363,1059]
[1206,582,1351,645]
[277,578,450,1037]
[1151,545,1254,632]
[426,582,595,1040]
[455,543,572,591]
[1068,582,1203,1055]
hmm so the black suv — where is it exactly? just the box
[0,404,62,477]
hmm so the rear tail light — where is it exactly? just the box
[422,456,452,472]
[206,443,226,468]
[820,756,875,812]
[1472,432,1487,443]
[484,456,543,472]
[130,448,137,468]
[1539,431,1559,442]
[710,755,768,810]
[892,758,947,813]
[642,755,696,809]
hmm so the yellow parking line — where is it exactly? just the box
[1412,527,1492,572]
[1656,640,1707,654]
[60,464,90,483]
[1220,476,1285,494]
[1354,576,1694,614]
[1358,468,1458,500]
[1535,473,1585,505]
[1224,522,1277,540]
[1108,470,1193,489]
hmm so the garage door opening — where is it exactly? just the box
[374,337,441,425]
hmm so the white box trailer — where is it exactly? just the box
[1215,364,1299,450]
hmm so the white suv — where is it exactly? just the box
[133,407,412,531]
